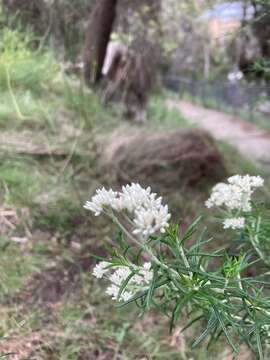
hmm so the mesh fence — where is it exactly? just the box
[164,75,270,123]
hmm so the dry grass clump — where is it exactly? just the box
[102,128,227,192]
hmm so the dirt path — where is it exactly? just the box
[167,99,270,164]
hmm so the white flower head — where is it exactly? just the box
[141,262,154,283]
[92,261,110,279]
[96,262,154,302]
[143,262,151,271]
[106,284,119,300]
[119,183,162,212]
[84,187,119,216]
[223,217,245,230]
[228,175,264,189]
[121,290,133,302]
[109,266,132,286]
[133,262,153,285]
[133,205,171,237]
[206,175,264,212]
[105,284,133,302]
[84,183,171,237]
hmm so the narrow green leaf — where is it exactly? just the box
[255,327,264,360]
[116,279,168,308]
[186,252,223,257]
[146,266,158,308]
[0,354,17,358]
[189,238,213,252]
[192,313,218,348]
[181,315,204,333]
[212,304,238,354]
[180,216,202,245]
[117,271,135,301]
[88,253,110,262]
[170,291,196,333]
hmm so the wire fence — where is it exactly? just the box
[164,75,270,124]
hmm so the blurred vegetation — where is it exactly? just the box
[147,96,189,128]
[1,0,93,59]
[1,0,270,82]
[0,28,57,89]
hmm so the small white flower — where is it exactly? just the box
[92,261,110,279]
[132,263,153,285]
[106,267,135,302]
[109,266,132,285]
[141,262,154,283]
[106,284,119,300]
[106,284,133,302]
[133,205,171,237]
[119,183,162,213]
[228,175,264,189]
[84,200,102,216]
[251,176,264,187]
[153,204,171,233]
[102,262,154,302]
[84,187,119,216]
[133,208,155,236]
[223,217,245,230]
[143,262,151,271]
[121,290,133,302]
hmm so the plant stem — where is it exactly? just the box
[179,244,192,277]
[107,212,185,281]
[249,217,270,267]
[5,65,26,120]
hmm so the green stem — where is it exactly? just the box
[237,274,243,291]
[5,65,26,120]
[179,244,192,278]
[248,217,270,267]
[107,212,184,281]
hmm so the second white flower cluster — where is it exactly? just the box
[206,175,264,229]
[84,183,171,237]
[93,261,154,302]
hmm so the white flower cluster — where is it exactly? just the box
[206,175,264,211]
[92,261,154,302]
[92,261,111,279]
[223,217,245,230]
[84,183,171,237]
[206,175,264,230]
[84,188,119,216]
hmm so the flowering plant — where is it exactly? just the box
[85,177,270,359]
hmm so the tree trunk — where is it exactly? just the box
[83,0,118,86]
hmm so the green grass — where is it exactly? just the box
[0,238,50,301]
[0,157,43,205]
[0,28,58,90]
[62,78,119,131]
[147,95,189,128]
[0,27,117,134]
[218,141,262,175]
